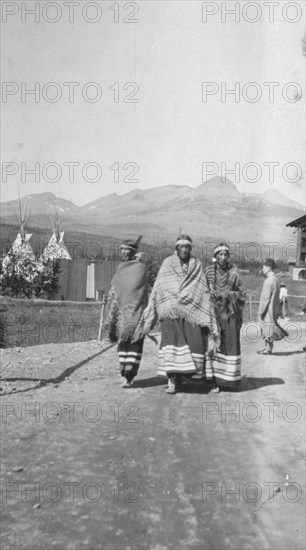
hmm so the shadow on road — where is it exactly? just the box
[0,344,116,396]
[127,374,286,394]
[133,377,166,388]
[170,376,285,394]
[0,354,286,397]
[236,376,285,392]
[270,350,306,356]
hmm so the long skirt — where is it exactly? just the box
[158,318,207,377]
[207,316,242,388]
[117,338,144,381]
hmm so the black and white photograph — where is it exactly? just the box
[0,1,305,549]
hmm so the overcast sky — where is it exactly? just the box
[1,0,305,206]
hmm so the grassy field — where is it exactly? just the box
[0,296,106,348]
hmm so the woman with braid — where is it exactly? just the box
[205,243,246,392]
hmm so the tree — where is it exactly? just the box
[141,242,173,289]
[33,258,61,300]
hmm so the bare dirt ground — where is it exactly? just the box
[0,322,305,550]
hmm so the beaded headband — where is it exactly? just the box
[213,244,230,256]
[176,239,192,246]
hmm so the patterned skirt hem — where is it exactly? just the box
[205,353,242,386]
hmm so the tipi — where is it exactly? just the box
[41,208,72,261]
[4,198,35,260]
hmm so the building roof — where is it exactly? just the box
[286,214,306,228]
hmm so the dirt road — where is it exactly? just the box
[0,323,305,550]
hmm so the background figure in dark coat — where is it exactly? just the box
[257,258,287,355]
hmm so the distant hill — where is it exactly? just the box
[196,176,242,197]
[0,192,76,225]
[0,180,304,245]
[255,189,304,210]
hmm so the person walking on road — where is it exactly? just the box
[133,235,219,394]
[105,237,148,387]
[205,243,246,391]
[257,259,287,355]
[279,283,288,318]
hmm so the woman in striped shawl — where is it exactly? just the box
[205,243,246,391]
[105,237,148,388]
[133,235,219,394]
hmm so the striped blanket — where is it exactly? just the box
[104,260,148,343]
[205,263,246,387]
[133,254,219,348]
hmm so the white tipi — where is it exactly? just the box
[41,209,72,261]
[4,198,35,260]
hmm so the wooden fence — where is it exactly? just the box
[245,292,306,322]
[54,259,119,302]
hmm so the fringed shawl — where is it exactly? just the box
[133,254,220,349]
[205,263,246,325]
[104,260,148,342]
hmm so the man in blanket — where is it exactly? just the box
[133,235,219,394]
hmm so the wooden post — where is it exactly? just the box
[248,291,252,322]
[296,227,302,266]
[98,291,106,341]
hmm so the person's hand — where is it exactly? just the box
[208,341,219,357]
[207,332,220,356]
[221,289,230,298]
[109,329,118,343]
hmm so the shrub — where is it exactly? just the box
[0,249,37,298]
[33,258,61,299]
[0,248,61,300]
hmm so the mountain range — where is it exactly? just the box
[0,178,304,244]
